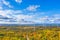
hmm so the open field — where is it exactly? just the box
[0,26,60,40]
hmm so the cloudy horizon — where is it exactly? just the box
[0,0,60,24]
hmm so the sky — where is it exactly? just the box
[0,0,60,24]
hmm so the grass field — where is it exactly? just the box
[0,26,60,40]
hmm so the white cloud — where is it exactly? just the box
[15,0,22,3]
[32,14,60,24]
[0,9,60,24]
[35,16,49,23]
[0,1,60,24]
[0,10,36,24]
[0,0,3,10]
[0,21,20,24]
[0,6,3,10]
[14,14,34,21]
[49,20,55,23]
[0,10,13,17]
[26,5,40,11]
[2,0,13,8]
[0,10,60,24]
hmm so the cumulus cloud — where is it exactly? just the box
[0,0,13,9]
[0,6,2,10]
[0,9,60,24]
[0,2,3,9]
[0,0,3,10]
[2,0,13,8]
[28,14,60,24]
[15,0,22,3]
[0,0,60,24]
[25,5,40,11]
[15,15,34,20]
[0,10,35,24]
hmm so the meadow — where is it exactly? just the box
[0,26,60,40]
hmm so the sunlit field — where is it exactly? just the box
[0,26,60,40]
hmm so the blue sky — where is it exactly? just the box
[0,0,60,24]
